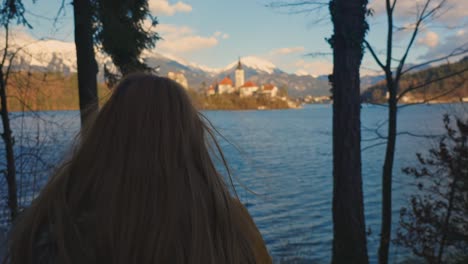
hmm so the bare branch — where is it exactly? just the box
[268,1,328,8]
[362,141,387,152]
[267,1,329,19]
[395,131,442,138]
[0,25,9,70]
[395,0,429,79]
[399,80,466,109]
[401,46,468,75]
[385,0,395,72]
[364,40,386,70]
[53,0,67,26]
[390,0,397,12]
[305,52,332,58]
[397,66,468,100]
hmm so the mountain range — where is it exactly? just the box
[5,37,394,98]
[4,37,336,97]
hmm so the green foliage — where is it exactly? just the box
[0,0,31,27]
[92,0,160,82]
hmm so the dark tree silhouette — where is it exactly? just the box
[73,0,99,126]
[0,0,31,222]
[395,115,468,263]
[329,0,369,263]
[94,0,160,76]
[363,1,468,262]
[268,1,370,262]
[73,0,160,124]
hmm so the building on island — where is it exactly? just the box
[206,84,216,96]
[240,81,259,97]
[260,84,279,97]
[168,72,188,89]
[218,76,235,94]
[235,58,245,88]
[206,58,280,98]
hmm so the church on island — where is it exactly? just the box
[206,59,279,98]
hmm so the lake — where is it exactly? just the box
[1,103,467,263]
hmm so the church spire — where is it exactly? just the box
[236,57,243,70]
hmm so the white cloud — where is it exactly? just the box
[417,31,439,48]
[148,0,192,16]
[270,46,306,56]
[222,33,230,39]
[157,24,224,55]
[368,0,467,26]
[418,31,468,61]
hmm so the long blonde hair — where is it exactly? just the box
[6,73,258,264]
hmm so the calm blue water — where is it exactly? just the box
[1,103,467,263]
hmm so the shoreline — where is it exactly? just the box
[8,101,468,113]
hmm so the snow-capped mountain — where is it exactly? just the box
[222,56,282,74]
[4,36,333,97]
[5,37,78,74]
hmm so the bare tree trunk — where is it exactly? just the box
[73,0,98,126]
[379,82,397,264]
[330,0,369,263]
[0,69,18,221]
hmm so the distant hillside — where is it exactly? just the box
[4,72,292,112]
[361,57,468,103]
[5,72,110,112]
[149,55,331,98]
[318,74,385,92]
[4,35,331,99]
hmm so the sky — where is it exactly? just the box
[15,0,468,76]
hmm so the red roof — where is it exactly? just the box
[219,76,233,85]
[263,84,276,91]
[241,81,257,88]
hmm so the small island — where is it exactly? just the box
[167,59,301,111]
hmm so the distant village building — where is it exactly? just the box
[313,96,331,104]
[206,84,216,96]
[206,58,280,98]
[260,84,278,97]
[240,81,259,97]
[168,71,188,89]
[235,58,245,88]
[218,76,235,94]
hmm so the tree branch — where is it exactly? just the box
[401,46,468,75]
[395,0,432,80]
[1,24,9,71]
[397,66,468,100]
[362,141,387,152]
[364,40,386,70]
[398,80,466,109]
